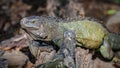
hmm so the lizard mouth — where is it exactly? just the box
[23,28,48,40]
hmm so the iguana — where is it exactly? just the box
[20,16,120,61]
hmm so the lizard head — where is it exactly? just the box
[20,16,48,40]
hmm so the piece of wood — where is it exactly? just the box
[75,47,93,68]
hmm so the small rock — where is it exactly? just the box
[0,59,8,68]
[1,50,28,67]
[0,50,8,68]
[106,11,120,34]
[93,58,115,68]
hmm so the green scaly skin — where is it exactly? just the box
[20,16,120,60]
[55,20,107,49]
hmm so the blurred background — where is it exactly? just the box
[0,0,120,68]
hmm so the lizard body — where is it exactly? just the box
[20,16,120,60]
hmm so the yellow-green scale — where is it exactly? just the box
[58,20,108,49]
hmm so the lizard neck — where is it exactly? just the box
[44,22,65,47]
[43,22,60,41]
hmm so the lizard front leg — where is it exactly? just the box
[63,30,76,58]
[63,30,76,68]
[47,30,76,68]
[29,40,41,59]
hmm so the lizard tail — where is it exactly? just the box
[108,33,120,50]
